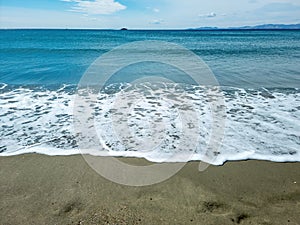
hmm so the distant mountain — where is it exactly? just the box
[189,24,300,30]
[231,24,300,30]
[189,26,219,30]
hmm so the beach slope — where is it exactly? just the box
[0,154,299,225]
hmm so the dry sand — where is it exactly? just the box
[0,154,299,225]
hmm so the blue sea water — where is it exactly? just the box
[0,29,299,164]
[1,29,300,87]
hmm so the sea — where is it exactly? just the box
[0,29,299,165]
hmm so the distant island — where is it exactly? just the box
[120,28,128,30]
[188,23,300,30]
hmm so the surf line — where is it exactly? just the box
[7,135,70,154]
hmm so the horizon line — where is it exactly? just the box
[1,23,299,31]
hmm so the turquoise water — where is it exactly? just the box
[1,29,299,87]
[0,29,299,164]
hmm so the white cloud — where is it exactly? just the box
[199,12,217,18]
[62,0,126,15]
[150,19,164,25]
[2,0,300,29]
[146,7,160,13]
[207,12,216,17]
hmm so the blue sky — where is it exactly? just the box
[0,0,299,28]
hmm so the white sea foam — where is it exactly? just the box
[0,83,299,165]
[0,83,7,90]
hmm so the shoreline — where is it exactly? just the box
[1,154,299,224]
[2,151,300,166]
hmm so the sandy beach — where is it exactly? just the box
[0,154,299,225]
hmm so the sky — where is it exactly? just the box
[0,0,299,29]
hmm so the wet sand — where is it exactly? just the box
[0,154,299,225]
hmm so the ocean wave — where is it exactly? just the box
[0,83,7,90]
[0,48,108,54]
[0,83,299,165]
